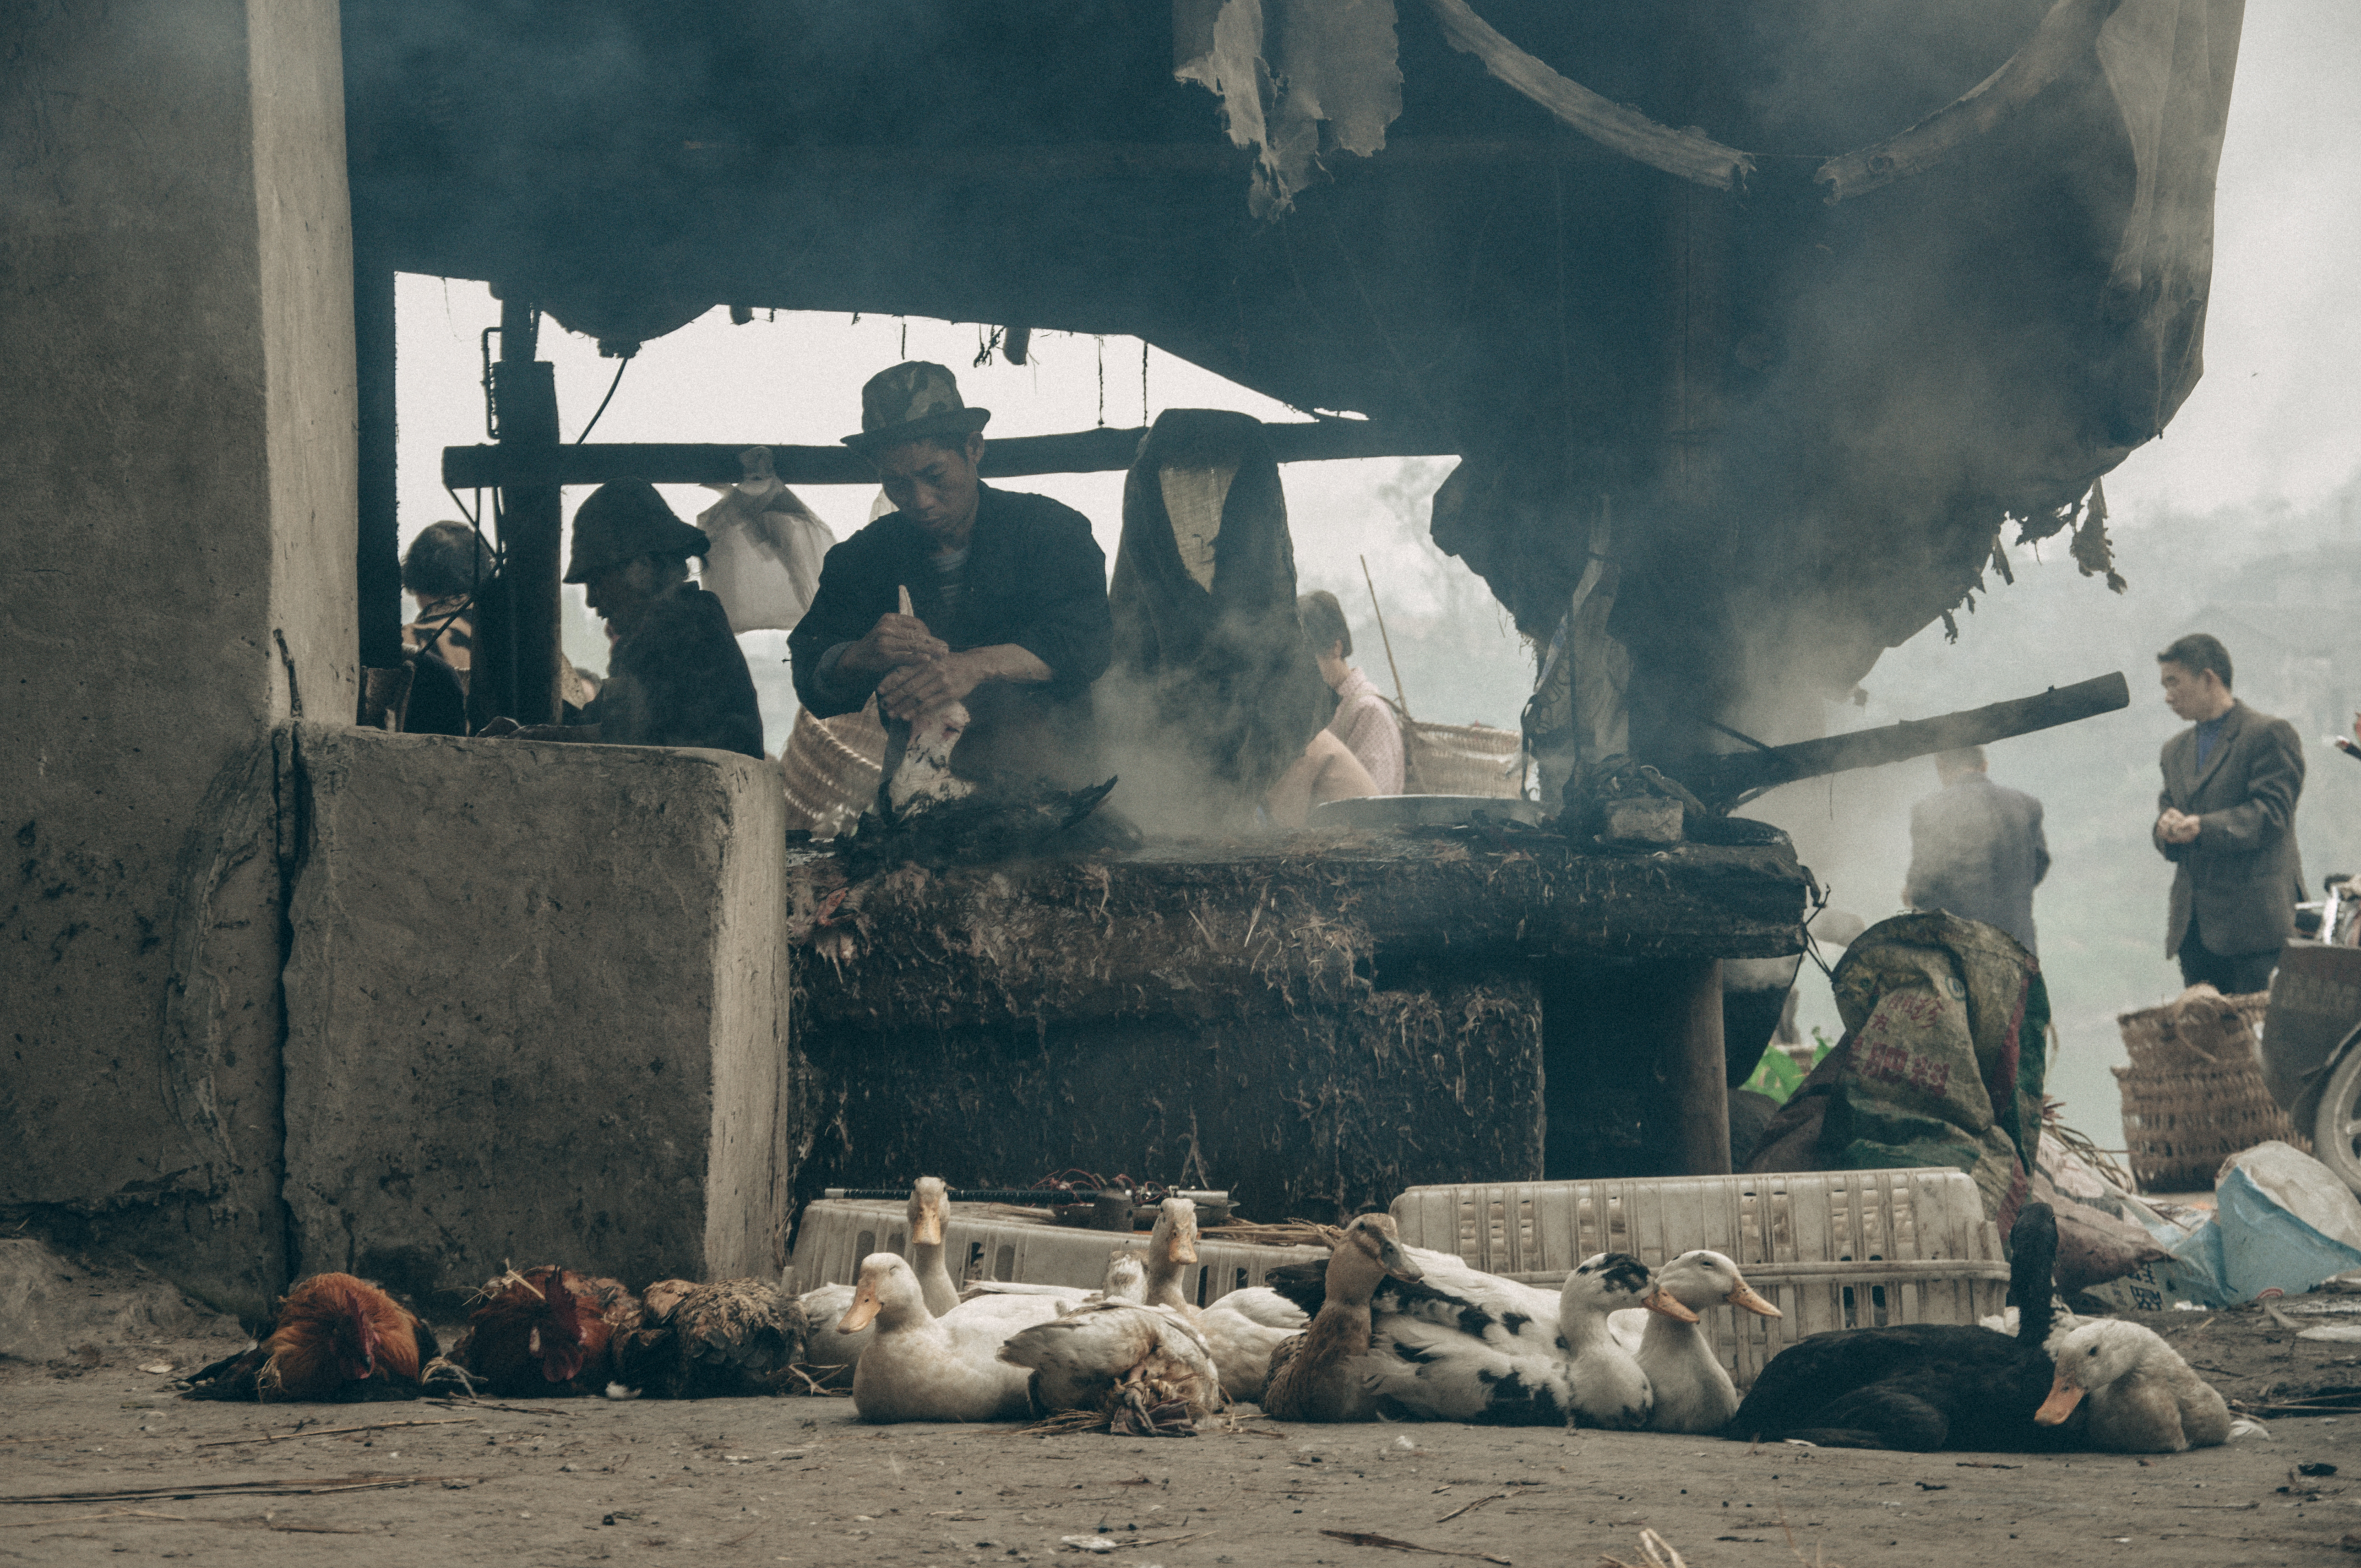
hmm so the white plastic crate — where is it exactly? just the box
[788,1200,1328,1309]
[1390,1168,2010,1390]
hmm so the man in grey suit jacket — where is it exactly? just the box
[2154,633,2306,994]
[1905,747,2050,955]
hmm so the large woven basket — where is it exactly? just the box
[781,701,887,838]
[1403,718,1524,798]
[2114,986,2306,1193]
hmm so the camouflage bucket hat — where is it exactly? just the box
[564,480,711,583]
[842,360,991,454]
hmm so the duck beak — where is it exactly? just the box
[910,1208,944,1247]
[1169,1230,1199,1265]
[1641,1286,1700,1323]
[1726,1282,1781,1318]
[837,1284,882,1333]
[2034,1374,2085,1426]
[1377,1235,1422,1283]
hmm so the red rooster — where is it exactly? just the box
[182,1272,436,1403]
[449,1266,643,1397]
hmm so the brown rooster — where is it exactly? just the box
[182,1272,437,1403]
[616,1278,803,1398]
[448,1266,643,1397]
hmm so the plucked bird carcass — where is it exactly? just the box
[619,1278,803,1398]
[447,1266,643,1398]
[998,1298,1225,1436]
[182,1272,437,1403]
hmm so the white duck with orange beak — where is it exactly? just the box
[836,1253,1032,1424]
[2035,1319,2231,1452]
[1636,1250,1781,1433]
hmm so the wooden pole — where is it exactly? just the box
[492,299,564,725]
[1676,959,1732,1176]
[1359,554,1414,726]
[1684,671,2131,807]
[444,421,1459,490]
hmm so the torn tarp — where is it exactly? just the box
[1176,0,1403,217]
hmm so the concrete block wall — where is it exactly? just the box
[281,729,796,1312]
[0,0,355,1315]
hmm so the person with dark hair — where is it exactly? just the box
[480,481,764,759]
[400,521,496,687]
[1298,589,1404,795]
[1902,745,2049,954]
[2153,631,2305,993]
[788,362,1112,785]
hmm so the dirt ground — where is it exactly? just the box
[8,1305,2361,1568]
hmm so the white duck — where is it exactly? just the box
[998,1297,1223,1435]
[2036,1319,2232,1452]
[835,1253,1031,1423]
[797,1177,973,1369]
[1635,1250,1781,1434]
[1208,1287,1308,1330]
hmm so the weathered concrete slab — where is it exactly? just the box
[0,0,356,1316]
[282,728,793,1312]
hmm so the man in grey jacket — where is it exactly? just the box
[1904,746,2049,955]
[2153,633,2306,994]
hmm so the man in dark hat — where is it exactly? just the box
[788,362,1112,783]
[482,480,764,758]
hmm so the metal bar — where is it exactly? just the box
[443,421,1456,491]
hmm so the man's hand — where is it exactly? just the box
[2158,808,2202,845]
[839,613,947,677]
[878,649,986,720]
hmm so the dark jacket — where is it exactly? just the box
[2156,699,2306,957]
[787,484,1112,778]
[585,582,764,759]
[1903,773,2050,955]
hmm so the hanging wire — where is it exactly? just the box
[1140,342,1150,424]
[900,318,907,357]
[573,353,634,444]
[1095,335,1106,427]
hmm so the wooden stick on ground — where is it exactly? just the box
[0,1474,474,1507]
[198,1417,474,1447]
[1321,1528,1511,1565]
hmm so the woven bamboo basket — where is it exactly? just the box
[1402,718,1525,798]
[2114,986,2305,1193]
[781,701,887,838]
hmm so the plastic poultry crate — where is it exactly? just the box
[787,1200,1328,1309]
[1390,1168,2009,1390]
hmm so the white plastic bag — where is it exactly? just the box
[696,447,834,634]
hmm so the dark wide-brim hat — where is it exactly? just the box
[564,480,711,582]
[842,360,991,454]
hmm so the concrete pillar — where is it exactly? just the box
[0,0,356,1314]
[280,729,796,1314]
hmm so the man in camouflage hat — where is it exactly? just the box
[483,480,763,758]
[788,361,1112,782]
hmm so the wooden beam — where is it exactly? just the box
[442,421,1457,491]
[1677,959,1732,1176]
[1685,671,2131,807]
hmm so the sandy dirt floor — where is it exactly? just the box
[8,1305,2361,1567]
